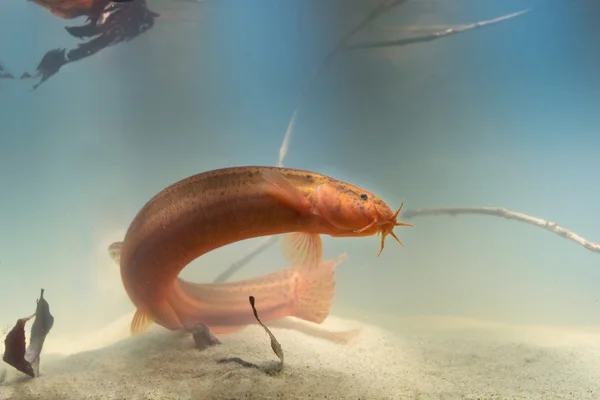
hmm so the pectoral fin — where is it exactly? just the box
[280,232,323,270]
[261,171,313,215]
[131,309,154,336]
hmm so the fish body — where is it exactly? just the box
[110,242,345,334]
[117,166,411,332]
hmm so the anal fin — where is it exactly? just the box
[131,309,154,336]
[280,232,323,270]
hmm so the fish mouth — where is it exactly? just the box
[375,201,414,257]
[349,201,413,255]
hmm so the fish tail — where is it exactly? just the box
[161,254,347,331]
[291,253,347,324]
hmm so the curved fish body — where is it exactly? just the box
[110,242,345,334]
[118,166,411,333]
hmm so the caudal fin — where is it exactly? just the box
[292,253,347,324]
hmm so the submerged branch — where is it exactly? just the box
[402,207,600,254]
[346,9,531,50]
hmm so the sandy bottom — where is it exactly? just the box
[1,311,600,400]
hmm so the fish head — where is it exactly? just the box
[312,182,413,255]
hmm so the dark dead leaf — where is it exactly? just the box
[2,315,35,377]
[2,289,54,378]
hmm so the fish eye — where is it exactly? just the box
[360,193,368,200]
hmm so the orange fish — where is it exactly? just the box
[115,166,412,333]
[109,242,346,334]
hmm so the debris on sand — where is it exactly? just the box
[217,296,285,376]
[192,323,222,351]
[0,61,14,79]
[2,289,54,378]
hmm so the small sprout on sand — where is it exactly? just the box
[2,289,54,378]
[249,296,284,374]
[217,296,284,376]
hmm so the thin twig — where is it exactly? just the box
[379,24,463,32]
[277,0,409,168]
[402,207,600,254]
[346,9,531,50]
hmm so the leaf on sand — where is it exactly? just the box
[3,315,35,377]
[2,289,54,378]
[216,296,285,376]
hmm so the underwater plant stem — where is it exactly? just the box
[216,296,284,375]
[276,0,409,168]
[345,8,531,50]
[402,207,600,254]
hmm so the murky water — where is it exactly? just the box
[1,0,599,398]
